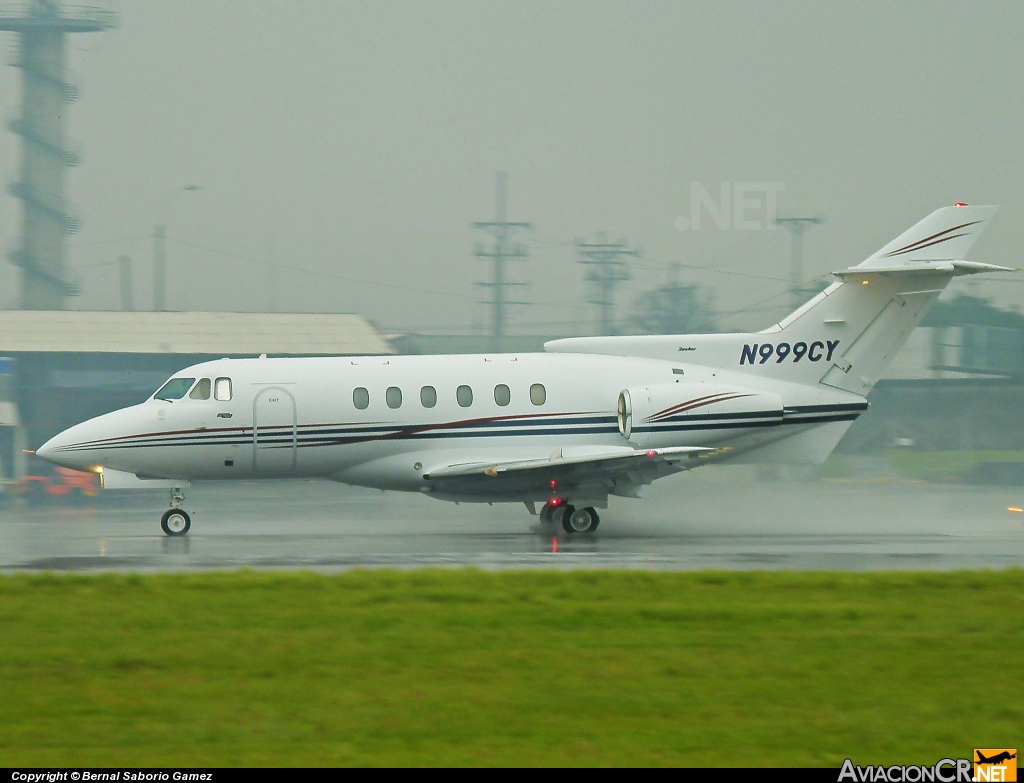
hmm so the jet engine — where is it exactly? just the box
[617,382,784,447]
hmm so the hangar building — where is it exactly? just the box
[0,311,392,485]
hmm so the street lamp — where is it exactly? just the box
[153,184,201,311]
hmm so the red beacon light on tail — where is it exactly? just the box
[954,202,969,207]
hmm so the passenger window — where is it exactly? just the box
[420,386,437,408]
[353,387,369,410]
[457,385,473,407]
[189,378,211,400]
[386,386,402,409]
[530,383,546,405]
[494,384,511,406]
[214,377,232,401]
[154,377,195,401]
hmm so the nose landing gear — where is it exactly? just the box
[160,486,191,536]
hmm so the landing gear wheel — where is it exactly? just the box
[551,503,571,528]
[540,503,555,524]
[161,508,191,537]
[563,506,599,534]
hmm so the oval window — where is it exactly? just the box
[386,386,402,409]
[530,383,546,406]
[214,377,232,401]
[420,385,437,408]
[353,387,369,410]
[457,385,473,407]
[494,384,511,406]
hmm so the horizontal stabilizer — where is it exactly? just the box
[834,259,1016,277]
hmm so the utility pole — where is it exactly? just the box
[265,233,277,313]
[118,256,132,311]
[472,172,531,352]
[775,216,823,310]
[153,184,201,311]
[578,232,639,335]
[152,223,166,311]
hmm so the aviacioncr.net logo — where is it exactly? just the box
[839,758,973,782]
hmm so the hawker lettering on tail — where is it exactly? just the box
[37,204,1011,536]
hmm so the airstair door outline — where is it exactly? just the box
[252,386,297,473]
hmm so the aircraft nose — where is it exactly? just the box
[35,423,98,470]
[35,437,55,462]
[36,430,72,467]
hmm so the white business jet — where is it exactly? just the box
[38,205,1009,536]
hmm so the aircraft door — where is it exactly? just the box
[253,386,297,473]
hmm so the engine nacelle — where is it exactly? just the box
[617,382,784,448]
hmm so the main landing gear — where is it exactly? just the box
[160,486,191,537]
[539,500,600,534]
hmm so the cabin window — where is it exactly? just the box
[189,378,211,400]
[494,384,511,406]
[386,386,403,409]
[214,377,232,401]
[154,377,195,401]
[420,386,437,408]
[457,384,473,407]
[353,387,370,410]
[530,383,546,405]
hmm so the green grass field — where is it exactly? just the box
[0,569,1021,766]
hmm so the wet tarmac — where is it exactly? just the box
[2,470,1024,572]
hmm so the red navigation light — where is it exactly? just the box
[954,202,968,207]
[550,497,563,506]
[646,450,656,457]
[550,479,557,489]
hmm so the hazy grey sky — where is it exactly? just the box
[1,1,1022,335]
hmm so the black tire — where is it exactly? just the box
[563,506,599,534]
[539,502,555,524]
[160,508,191,537]
[551,503,570,528]
[560,505,581,534]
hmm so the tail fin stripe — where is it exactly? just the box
[886,231,972,257]
[883,220,981,257]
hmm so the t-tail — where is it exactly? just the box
[757,204,1008,394]
[547,204,1011,396]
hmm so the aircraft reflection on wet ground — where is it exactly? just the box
[2,471,1024,572]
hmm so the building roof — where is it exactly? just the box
[0,311,394,355]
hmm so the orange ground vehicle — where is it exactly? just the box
[16,463,99,505]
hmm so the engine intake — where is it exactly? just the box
[617,382,783,447]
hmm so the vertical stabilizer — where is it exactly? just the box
[858,205,999,267]
[762,205,1003,394]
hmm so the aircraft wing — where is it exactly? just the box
[422,445,726,502]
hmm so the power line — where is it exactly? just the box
[166,237,479,301]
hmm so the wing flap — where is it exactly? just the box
[423,445,712,480]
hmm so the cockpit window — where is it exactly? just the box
[154,377,196,401]
[214,377,232,401]
[189,378,212,400]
